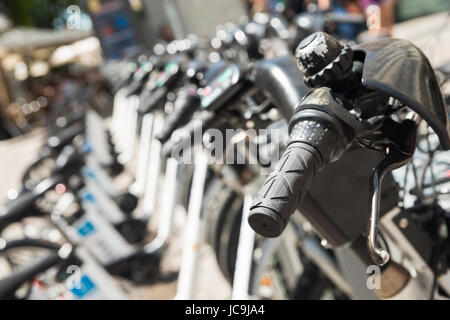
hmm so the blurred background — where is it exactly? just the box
[0,0,448,300]
[0,0,449,141]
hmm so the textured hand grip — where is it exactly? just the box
[248,110,350,238]
[248,141,321,237]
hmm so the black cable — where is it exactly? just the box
[429,275,437,300]
[411,158,422,202]
[400,162,411,208]
[378,230,390,260]
[424,128,438,202]
[428,204,448,300]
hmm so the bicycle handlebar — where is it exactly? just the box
[248,106,352,237]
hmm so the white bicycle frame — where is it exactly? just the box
[111,89,128,151]
[142,157,180,254]
[39,194,129,300]
[117,95,139,166]
[174,152,209,300]
[140,112,165,219]
[28,245,128,300]
[85,111,113,167]
[231,193,256,300]
[52,192,134,266]
[129,113,155,197]
[66,246,128,300]
[82,103,156,223]
[111,90,138,163]
[82,109,121,198]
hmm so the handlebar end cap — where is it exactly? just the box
[248,207,285,238]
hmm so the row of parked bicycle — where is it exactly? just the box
[0,8,449,300]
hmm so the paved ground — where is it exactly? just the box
[0,128,45,201]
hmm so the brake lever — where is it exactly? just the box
[366,119,418,266]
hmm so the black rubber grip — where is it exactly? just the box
[157,89,200,143]
[248,141,321,237]
[248,111,350,238]
[0,250,62,299]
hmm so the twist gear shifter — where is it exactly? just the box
[296,32,420,266]
[295,32,353,88]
